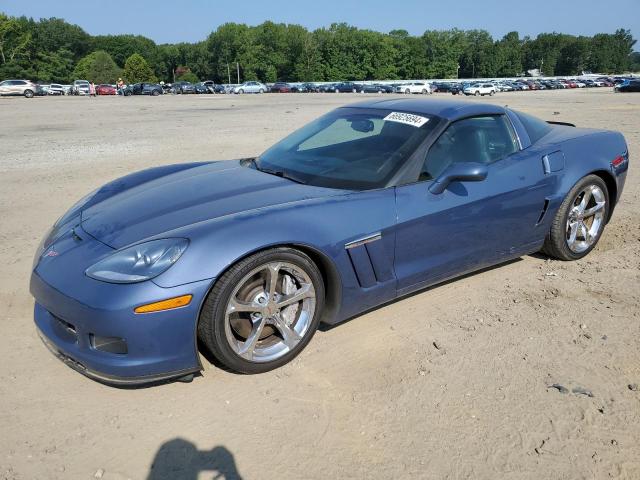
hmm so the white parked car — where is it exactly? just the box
[463,83,497,96]
[72,80,91,95]
[48,83,66,95]
[574,81,586,88]
[396,82,432,94]
[232,81,267,94]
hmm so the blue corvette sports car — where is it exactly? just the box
[30,98,629,385]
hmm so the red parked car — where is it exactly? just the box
[96,84,117,95]
[270,82,292,93]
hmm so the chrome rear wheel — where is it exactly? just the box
[541,174,610,261]
[566,184,606,253]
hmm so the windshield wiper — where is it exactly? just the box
[246,157,308,185]
[256,165,308,185]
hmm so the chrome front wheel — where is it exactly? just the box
[198,248,324,373]
[224,261,316,363]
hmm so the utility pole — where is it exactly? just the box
[227,63,231,84]
[236,62,240,84]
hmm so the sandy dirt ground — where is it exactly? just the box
[1,89,639,480]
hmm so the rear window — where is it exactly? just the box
[514,110,552,144]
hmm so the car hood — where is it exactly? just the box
[81,160,344,248]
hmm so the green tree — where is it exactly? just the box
[556,36,591,75]
[35,48,74,82]
[91,34,159,69]
[72,50,121,83]
[122,53,157,83]
[0,13,31,65]
[423,29,467,78]
[495,32,523,77]
[176,70,198,82]
[589,29,636,73]
[630,52,640,72]
[292,29,323,81]
[32,17,90,61]
[460,30,496,78]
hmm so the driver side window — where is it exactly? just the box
[420,115,518,181]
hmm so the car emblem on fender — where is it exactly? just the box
[44,249,59,257]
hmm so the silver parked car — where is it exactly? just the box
[232,81,267,94]
[0,79,38,98]
[72,80,91,95]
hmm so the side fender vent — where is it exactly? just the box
[345,233,393,288]
[536,199,550,226]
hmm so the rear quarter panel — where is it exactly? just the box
[542,127,628,214]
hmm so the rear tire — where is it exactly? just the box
[541,175,610,261]
[24,89,34,98]
[198,247,325,374]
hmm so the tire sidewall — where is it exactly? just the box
[199,248,325,374]
[555,175,610,260]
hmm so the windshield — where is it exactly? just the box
[256,107,438,190]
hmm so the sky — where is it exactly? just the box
[2,0,639,45]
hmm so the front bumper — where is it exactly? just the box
[36,325,198,386]
[30,226,214,386]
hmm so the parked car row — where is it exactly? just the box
[3,75,638,99]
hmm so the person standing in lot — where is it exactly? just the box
[117,78,124,95]
[90,82,96,97]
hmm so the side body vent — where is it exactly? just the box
[345,233,394,288]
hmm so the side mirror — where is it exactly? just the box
[428,162,488,195]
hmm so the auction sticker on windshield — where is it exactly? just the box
[383,112,429,128]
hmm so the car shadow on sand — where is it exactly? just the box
[147,438,242,480]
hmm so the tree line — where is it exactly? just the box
[0,12,637,85]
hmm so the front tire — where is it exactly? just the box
[198,248,325,374]
[541,175,609,260]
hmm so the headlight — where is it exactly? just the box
[85,238,189,284]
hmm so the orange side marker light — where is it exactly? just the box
[134,295,193,314]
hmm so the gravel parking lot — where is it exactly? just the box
[1,89,639,480]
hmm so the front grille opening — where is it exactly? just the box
[51,314,78,343]
[56,317,76,334]
[90,335,128,355]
